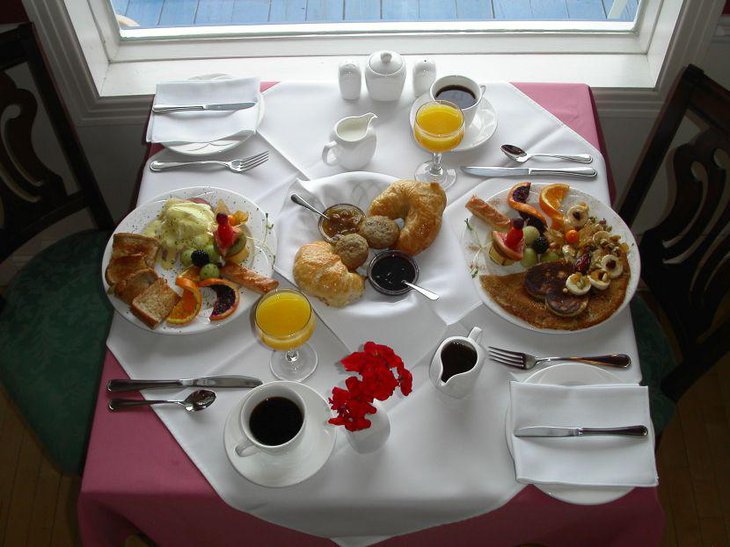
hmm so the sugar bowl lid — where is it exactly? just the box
[368,50,404,75]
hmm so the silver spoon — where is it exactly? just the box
[501,144,593,164]
[291,193,330,221]
[107,389,216,412]
[403,280,439,300]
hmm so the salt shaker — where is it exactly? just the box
[338,59,362,101]
[412,58,436,97]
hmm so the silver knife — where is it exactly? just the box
[152,102,257,114]
[514,425,648,438]
[461,166,597,178]
[107,375,263,392]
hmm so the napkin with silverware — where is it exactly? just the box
[146,77,261,145]
[509,381,658,487]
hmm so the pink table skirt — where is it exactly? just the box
[79,83,655,546]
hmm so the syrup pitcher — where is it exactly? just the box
[322,112,377,170]
[429,327,485,398]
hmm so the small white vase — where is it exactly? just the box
[346,400,390,454]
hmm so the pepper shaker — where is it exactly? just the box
[412,58,436,97]
[338,59,362,101]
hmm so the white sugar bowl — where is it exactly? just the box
[365,50,406,102]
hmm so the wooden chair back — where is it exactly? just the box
[618,64,730,402]
[0,24,112,264]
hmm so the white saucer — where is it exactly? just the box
[224,381,336,488]
[409,93,498,152]
[166,74,265,157]
[505,363,634,505]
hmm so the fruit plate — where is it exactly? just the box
[459,183,640,334]
[102,186,277,335]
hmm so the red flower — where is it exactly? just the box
[328,342,411,431]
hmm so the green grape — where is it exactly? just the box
[204,243,221,264]
[540,251,561,263]
[523,226,540,246]
[199,263,220,280]
[180,248,195,267]
[520,247,538,268]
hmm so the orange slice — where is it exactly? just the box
[507,182,547,226]
[167,277,202,325]
[539,183,570,229]
[198,278,240,321]
[179,266,201,282]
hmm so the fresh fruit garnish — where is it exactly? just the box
[522,225,540,246]
[532,235,550,255]
[200,263,220,280]
[198,278,240,320]
[565,229,580,245]
[565,272,591,295]
[600,255,623,278]
[167,277,202,325]
[179,265,201,282]
[191,249,210,267]
[539,183,570,229]
[566,203,589,228]
[507,182,547,226]
[504,218,524,250]
[490,230,524,264]
[588,269,610,290]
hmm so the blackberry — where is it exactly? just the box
[532,236,549,254]
[191,249,210,267]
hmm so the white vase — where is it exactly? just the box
[346,400,390,453]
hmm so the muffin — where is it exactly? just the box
[357,215,400,249]
[333,233,370,270]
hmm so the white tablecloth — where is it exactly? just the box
[106,81,641,545]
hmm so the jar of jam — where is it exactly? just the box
[367,250,419,296]
[318,203,365,242]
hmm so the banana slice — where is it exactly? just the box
[600,254,623,278]
[588,269,611,290]
[566,203,589,228]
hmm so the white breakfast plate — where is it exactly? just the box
[461,183,640,334]
[505,363,634,505]
[223,381,336,488]
[409,92,498,152]
[165,74,265,157]
[102,186,277,335]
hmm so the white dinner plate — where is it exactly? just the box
[409,92,498,152]
[165,74,265,157]
[505,363,634,505]
[102,186,277,335]
[223,381,337,488]
[460,183,640,334]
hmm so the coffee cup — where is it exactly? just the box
[429,75,486,127]
[235,382,307,457]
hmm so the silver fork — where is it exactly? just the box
[149,151,269,173]
[488,346,631,369]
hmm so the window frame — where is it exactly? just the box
[21,0,726,125]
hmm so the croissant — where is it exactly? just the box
[368,180,447,256]
[293,241,365,307]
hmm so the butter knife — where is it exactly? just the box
[152,102,257,114]
[460,166,597,178]
[107,375,262,392]
[514,425,648,438]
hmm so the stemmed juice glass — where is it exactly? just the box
[254,288,318,382]
[413,100,465,189]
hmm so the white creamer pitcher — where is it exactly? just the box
[429,327,485,399]
[322,112,377,170]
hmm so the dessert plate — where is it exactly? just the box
[409,92,498,152]
[460,183,640,334]
[505,363,635,505]
[223,382,336,488]
[101,186,277,335]
[166,74,265,157]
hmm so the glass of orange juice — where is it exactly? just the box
[413,100,465,189]
[254,288,318,382]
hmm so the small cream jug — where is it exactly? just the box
[322,112,377,170]
[429,327,485,399]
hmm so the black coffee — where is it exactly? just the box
[440,341,478,382]
[249,396,304,446]
[434,85,477,109]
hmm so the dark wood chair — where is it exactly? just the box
[618,64,730,434]
[0,23,114,474]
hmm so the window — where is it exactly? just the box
[21,0,723,124]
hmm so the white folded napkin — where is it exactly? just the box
[274,173,480,366]
[509,382,658,487]
[146,77,261,145]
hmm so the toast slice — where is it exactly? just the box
[131,278,180,329]
[113,268,159,305]
[105,253,150,285]
[112,233,160,268]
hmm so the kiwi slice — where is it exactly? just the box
[226,235,246,257]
